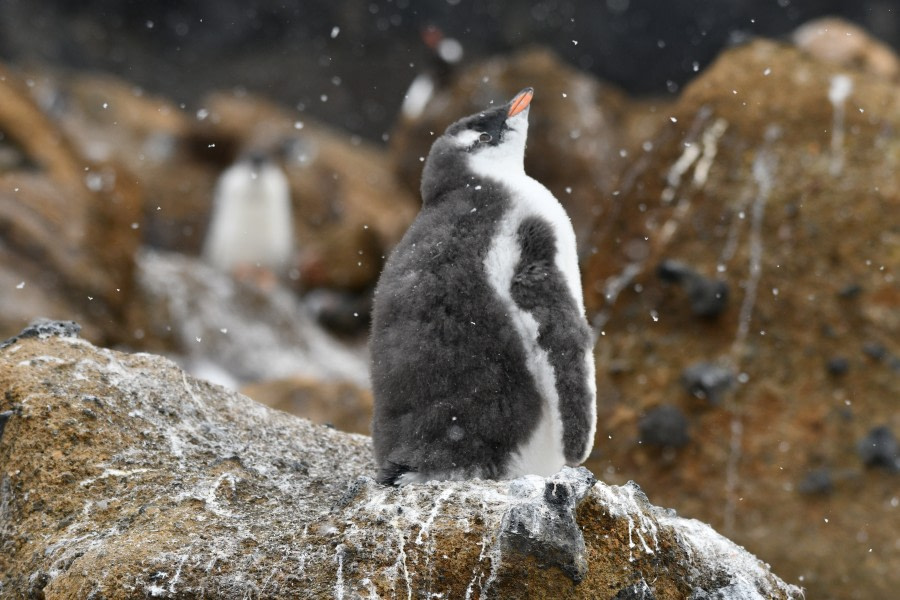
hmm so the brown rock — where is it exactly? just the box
[0,324,800,599]
[0,63,143,345]
[242,376,373,435]
[584,38,900,599]
[793,17,900,81]
[389,46,655,252]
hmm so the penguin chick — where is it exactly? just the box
[371,88,597,485]
[202,152,294,279]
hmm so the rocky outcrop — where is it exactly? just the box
[0,323,800,599]
[582,37,900,599]
[793,16,900,81]
[0,64,144,345]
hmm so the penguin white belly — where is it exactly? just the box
[204,165,293,272]
[476,164,586,477]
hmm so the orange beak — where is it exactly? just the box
[507,87,534,117]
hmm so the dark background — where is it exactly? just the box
[1,0,897,140]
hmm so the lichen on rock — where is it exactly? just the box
[0,322,800,599]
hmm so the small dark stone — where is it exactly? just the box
[1,318,81,349]
[82,395,103,407]
[0,410,12,443]
[638,405,690,448]
[332,476,372,511]
[837,283,863,299]
[27,570,50,598]
[656,260,728,318]
[615,580,656,600]
[305,289,372,336]
[657,259,689,283]
[826,356,850,377]
[272,457,309,474]
[685,278,729,318]
[797,468,833,495]
[857,426,900,471]
[862,342,887,361]
[681,362,735,405]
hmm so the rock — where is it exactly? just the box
[837,282,863,299]
[796,468,834,495]
[793,17,900,81]
[0,63,144,345]
[862,341,888,361]
[680,362,735,405]
[135,249,369,387]
[857,426,900,471]
[638,405,690,448]
[0,409,11,443]
[500,469,596,582]
[825,356,850,377]
[241,376,373,435]
[0,324,800,599]
[583,37,900,598]
[657,260,729,318]
[0,317,81,349]
[302,288,373,337]
[389,46,651,252]
[614,580,656,599]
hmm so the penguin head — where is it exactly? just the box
[449,87,533,163]
[421,88,534,203]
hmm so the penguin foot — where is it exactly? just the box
[376,461,415,486]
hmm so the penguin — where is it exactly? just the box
[399,25,464,121]
[371,88,597,485]
[202,151,294,281]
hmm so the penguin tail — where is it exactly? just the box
[376,461,415,486]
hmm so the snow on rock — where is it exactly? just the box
[137,249,369,387]
[0,323,801,599]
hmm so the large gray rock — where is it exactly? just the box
[0,322,800,599]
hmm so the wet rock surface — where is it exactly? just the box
[0,327,799,599]
[583,36,900,599]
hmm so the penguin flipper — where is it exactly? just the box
[376,461,415,486]
[510,216,596,465]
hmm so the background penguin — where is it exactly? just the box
[202,151,294,284]
[399,25,464,121]
[371,88,597,485]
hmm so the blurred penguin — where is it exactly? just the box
[202,151,294,286]
[400,25,464,121]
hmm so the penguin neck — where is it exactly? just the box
[467,152,525,181]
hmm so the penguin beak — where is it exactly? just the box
[507,88,534,117]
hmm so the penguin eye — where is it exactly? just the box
[478,132,492,143]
